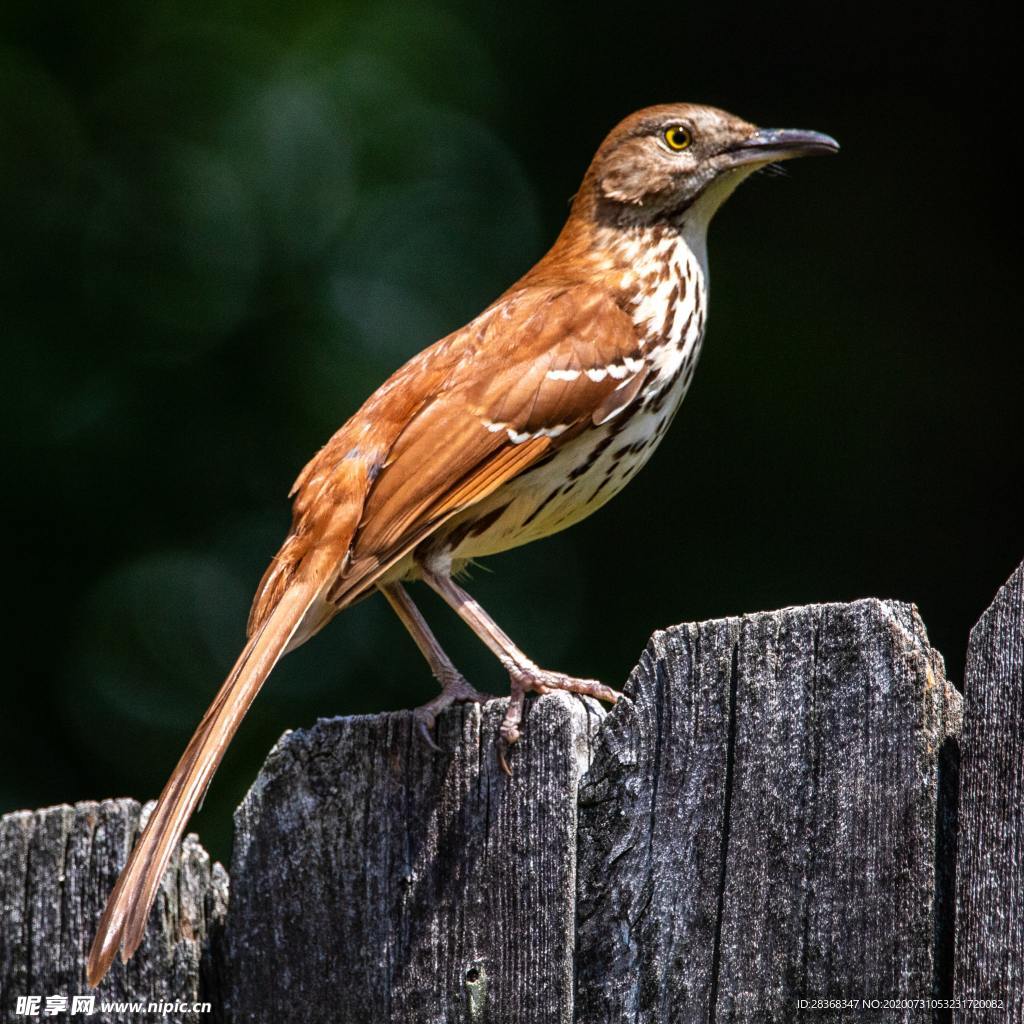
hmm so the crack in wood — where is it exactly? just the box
[708,641,740,1024]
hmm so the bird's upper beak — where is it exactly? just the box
[723,128,840,167]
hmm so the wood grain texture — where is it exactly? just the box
[955,559,1024,1023]
[0,798,227,1023]
[223,694,603,1024]
[575,600,961,1024]
[4,595,989,1022]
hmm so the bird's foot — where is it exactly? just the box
[497,659,621,774]
[413,672,493,752]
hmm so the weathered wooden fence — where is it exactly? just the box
[2,561,1023,1023]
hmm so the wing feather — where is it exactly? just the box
[253,283,645,620]
[333,286,644,591]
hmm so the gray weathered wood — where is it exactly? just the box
[576,600,961,1023]
[223,694,602,1024]
[0,799,227,1023]
[3,592,991,1022]
[955,560,1024,1023]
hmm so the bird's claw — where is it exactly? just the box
[497,742,513,776]
[412,674,492,753]
[496,664,621,774]
[416,717,443,753]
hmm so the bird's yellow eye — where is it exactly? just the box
[664,125,692,151]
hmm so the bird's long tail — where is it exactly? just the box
[85,574,324,987]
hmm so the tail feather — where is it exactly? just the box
[86,577,322,987]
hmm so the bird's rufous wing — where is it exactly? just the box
[325,283,648,604]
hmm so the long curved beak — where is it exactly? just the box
[724,128,840,167]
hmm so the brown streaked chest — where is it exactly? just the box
[422,225,709,564]
[612,222,708,372]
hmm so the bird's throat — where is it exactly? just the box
[602,220,708,355]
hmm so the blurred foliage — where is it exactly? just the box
[2,0,1020,862]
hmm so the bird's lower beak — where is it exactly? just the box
[723,128,840,167]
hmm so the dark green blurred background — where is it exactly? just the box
[3,0,1020,861]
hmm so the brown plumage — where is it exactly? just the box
[87,103,837,985]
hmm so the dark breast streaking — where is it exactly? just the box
[417,222,708,569]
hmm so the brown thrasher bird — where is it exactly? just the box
[87,103,836,984]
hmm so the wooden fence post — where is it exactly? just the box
[222,695,602,1023]
[575,600,961,1023]
[0,799,226,1023]
[955,561,1024,1023]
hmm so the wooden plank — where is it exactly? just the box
[576,600,961,1023]
[955,560,1024,1023]
[223,693,603,1023]
[0,798,227,1023]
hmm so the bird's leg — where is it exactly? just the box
[420,568,621,773]
[379,582,491,751]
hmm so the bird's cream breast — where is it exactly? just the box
[433,230,708,561]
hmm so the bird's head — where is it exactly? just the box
[582,102,838,228]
